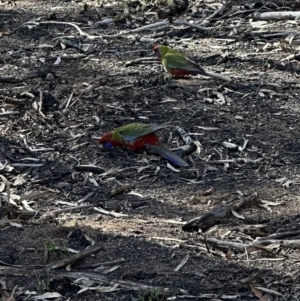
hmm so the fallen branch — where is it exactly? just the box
[39,21,102,40]
[1,96,27,105]
[53,271,170,292]
[0,111,20,116]
[103,21,169,38]
[74,165,105,173]
[202,237,300,254]
[43,204,93,218]
[0,266,169,293]
[94,207,128,218]
[125,57,158,67]
[37,19,207,41]
[0,69,53,83]
[0,267,32,277]
[253,11,300,21]
[102,20,208,39]
[173,20,208,33]
[43,244,103,271]
[257,230,300,241]
[182,192,258,232]
[253,239,300,248]
[204,237,248,252]
[249,30,300,39]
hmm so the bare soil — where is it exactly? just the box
[1,1,300,300]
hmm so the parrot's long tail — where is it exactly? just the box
[201,70,232,82]
[147,144,189,167]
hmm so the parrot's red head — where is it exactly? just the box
[153,44,162,61]
[99,132,114,148]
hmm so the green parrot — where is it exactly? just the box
[153,44,231,81]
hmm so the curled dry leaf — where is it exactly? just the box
[166,162,180,172]
[231,207,245,220]
[250,286,269,301]
[0,175,10,205]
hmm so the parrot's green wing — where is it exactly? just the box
[113,123,169,142]
[164,52,206,73]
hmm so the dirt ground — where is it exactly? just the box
[1,0,300,300]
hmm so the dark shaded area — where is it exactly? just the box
[1,1,300,301]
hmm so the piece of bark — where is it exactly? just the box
[110,184,135,197]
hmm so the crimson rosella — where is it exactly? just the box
[153,44,230,81]
[99,123,188,167]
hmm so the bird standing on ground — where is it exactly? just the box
[99,123,188,167]
[153,44,231,81]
